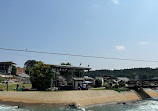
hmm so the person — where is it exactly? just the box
[17,84,19,91]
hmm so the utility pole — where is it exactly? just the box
[6,81,8,91]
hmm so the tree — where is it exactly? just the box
[61,62,71,65]
[95,79,102,88]
[24,60,37,75]
[30,62,54,91]
[24,60,37,68]
[11,66,17,75]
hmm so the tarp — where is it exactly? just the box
[83,81,92,84]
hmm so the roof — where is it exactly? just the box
[84,76,94,80]
[103,75,116,79]
[0,61,16,64]
[152,77,158,80]
[49,64,91,70]
[72,77,84,81]
[117,77,129,82]
[17,74,30,78]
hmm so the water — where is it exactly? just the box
[1,91,158,111]
[1,98,158,111]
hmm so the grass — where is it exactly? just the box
[0,84,32,91]
[92,88,130,92]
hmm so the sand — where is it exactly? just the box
[0,89,157,106]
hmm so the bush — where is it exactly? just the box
[119,83,125,87]
[95,79,102,88]
[0,77,5,83]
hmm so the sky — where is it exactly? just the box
[1,0,158,70]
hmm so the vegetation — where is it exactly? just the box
[0,84,31,91]
[0,77,5,83]
[24,60,38,75]
[30,62,54,91]
[95,79,102,87]
[11,66,17,75]
[86,67,158,80]
[92,88,130,92]
[61,62,71,65]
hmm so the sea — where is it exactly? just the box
[0,90,158,111]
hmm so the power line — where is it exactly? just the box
[0,47,158,63]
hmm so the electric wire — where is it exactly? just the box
[0,47,158,63]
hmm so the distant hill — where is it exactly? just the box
[85,67,158,80]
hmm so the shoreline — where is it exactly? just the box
[0,89,157,107]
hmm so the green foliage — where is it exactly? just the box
[112,88,130,92]
[119,83,125,87]
[92,88,130,92]
[30,62,54,91]
[0,84,31,91]
[113,84,119,88]
[61,62,71,65]
[11,66,17,75]
[86,67,158,80]
[24,60,37,68]
[95,79,102,87]
[0,77,5,83]
[24,60,38,75]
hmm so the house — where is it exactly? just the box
[72,77,84,90]
[102,75,118,88]
[0,62,15,75]
[117,77,130,83]
[49,64,91,90]
[16,67,26,74]
[72,77,94,90]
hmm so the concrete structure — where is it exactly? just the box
[0,62,15,75]
[0,89,157,106]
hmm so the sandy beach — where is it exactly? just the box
[0,89,157,106]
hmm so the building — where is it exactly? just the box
[95,77,104,86]
[102,75,117,88]
[49,64,91,90]
[0,62,15,75]
[72,77,94,90]
[16,67,26,74]
[72,77,84,90]
[83,76,94,88]
[117,77,130,83]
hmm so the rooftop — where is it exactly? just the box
[72,77,84,81]
[49,64,91,70]
[0,61,16,64]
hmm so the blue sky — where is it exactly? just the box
[1,0,158,70]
